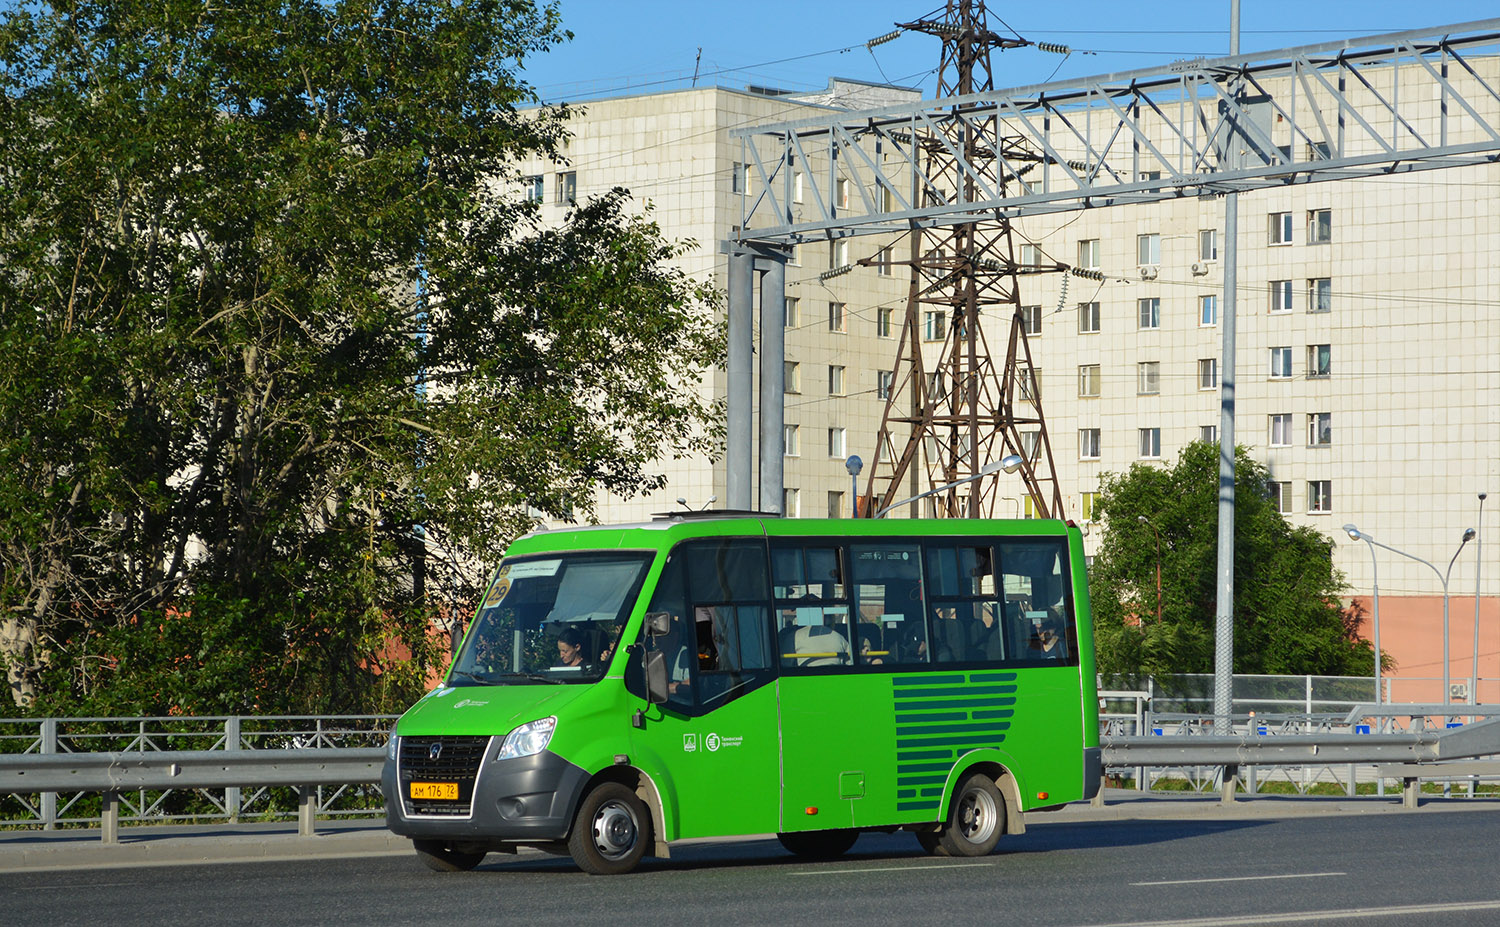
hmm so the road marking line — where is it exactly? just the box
[792,862,993,876]
[1132,871,1345,887]
[1078,899,1500,927]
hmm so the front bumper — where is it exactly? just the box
[383,746,590,843]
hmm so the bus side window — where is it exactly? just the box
[998,539,1074,664]
[926,543,1004,664]
[683,539,777,706]
[772,545,853,668]
[637,553,696,708]
[850,544,926,665]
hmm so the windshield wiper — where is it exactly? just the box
[490,672,566,685]
[448,669,497,686]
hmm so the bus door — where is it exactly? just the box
[633,538,781,840]
[774,542,928,831]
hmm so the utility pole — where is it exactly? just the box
[864,0,1064,520]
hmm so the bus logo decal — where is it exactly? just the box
[706,733,721,752]
[682,734,697,753]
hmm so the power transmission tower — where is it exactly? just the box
[863,0,1065,520]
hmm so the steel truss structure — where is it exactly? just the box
[722,17,1500,516]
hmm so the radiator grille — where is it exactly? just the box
[398,735,490,816]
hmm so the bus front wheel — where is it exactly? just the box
[777,828,858,859]
[925,772,1005,857]
[568,782,651,875]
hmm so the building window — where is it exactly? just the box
[927,372,944,397]
[1079,428,1101,459]
[877,370,894,400]
[1138,427,1162,459]
[1077,238,1100,270]
[1138,297,1161,330]
[1308,209,1332,244]
[829,240,848,269]
[1020,430,1041,461]
[828,427,845,458]
[1269,347,1293,379]
[828,365,845,396]
[784,425,800,456]
[555,170,577,205]
[1198,358,1218,390]
[1307,278,1332,313]
[1018,368,1040,402]
[793,171,804,204]
[828,302,846,333]
[1021,305,1041,336]
[1080,491,1101,522]
[1078,301,1101,334]
[1020,243,1041,269]
[784,487,800,517]
[1308,480,1332,514]
[1200,424,1218,444]
[1023,495,1039,520]
[784,297,799,328]
[1269,481,1292,514]
[835,177,849,209]
[1307,343,1331,378]
[924,310,945,341]
[827,491,843,518]
[1078,364,1100,398]
[1198,228,1218,261]
[1200,294,1218,326]
[877,246,893,276]
[877,307,893,337]
[1269,211,1293,245]
[1269,413,1293,447]
[523,174,544,202]
[1308,412,1332,446]
[1137,361,1160,395]
[1270,280,1293,313]
[731,162,746,194]
[1136,233,1161,266]
[784,361,800,394]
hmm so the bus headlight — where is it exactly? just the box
[496,716,557,761]
[385,727,399,761]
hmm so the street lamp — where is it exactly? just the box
[1138,515,1163,624]
[1345,524,1475,714]
[1343,524,1383,704]
[1474,492,1486,705]
[875,455,1024,518]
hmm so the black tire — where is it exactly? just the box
[935,772,1006,857]
[413,839,487,872]
[568,782,651,875]
[777,828,859,859]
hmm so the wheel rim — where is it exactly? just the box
[591,800,640,860]
[956,785,999,845]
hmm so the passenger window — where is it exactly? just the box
[773,545,852,668]
[997,539,1074,663]
[694,604,774,706]
[640,553,697,708]
[849,544,927,665]
[927,543,1005,664]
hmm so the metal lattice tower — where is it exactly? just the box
[864,0,1065,519]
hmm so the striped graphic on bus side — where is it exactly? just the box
[892,672,1018,812]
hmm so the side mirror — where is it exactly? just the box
[644,611,671,638]
[644,649,668,704]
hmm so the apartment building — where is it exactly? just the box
[518,72,1499,699]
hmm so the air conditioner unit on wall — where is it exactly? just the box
[1139,265,1158,280]
[1191,261,1209,276]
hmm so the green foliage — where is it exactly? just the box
[1090,441,1375,678]
[0,1,722,714]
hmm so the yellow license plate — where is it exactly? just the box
[409,781,459,801]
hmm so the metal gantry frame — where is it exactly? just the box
[723,17,1500,517]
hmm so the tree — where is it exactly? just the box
[0,0,722,714]
[1090,441,1375,679]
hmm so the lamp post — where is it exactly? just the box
[1343,524,1383,704]
[875,455,1023,518]
[1474,492,1486,704]
[1345,525,1475,714]
[1138,515,1163,624]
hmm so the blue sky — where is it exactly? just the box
[520,1,1500,103]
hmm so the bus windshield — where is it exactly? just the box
[451,552,652,685]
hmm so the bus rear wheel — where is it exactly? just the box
[926,772,1005,857]
[777,828,858,859]
[413,839,487,872]
[568,782,651,875]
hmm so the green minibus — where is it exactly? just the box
[382,514,1099,874]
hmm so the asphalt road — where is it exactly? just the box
[4,800,1499,926]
